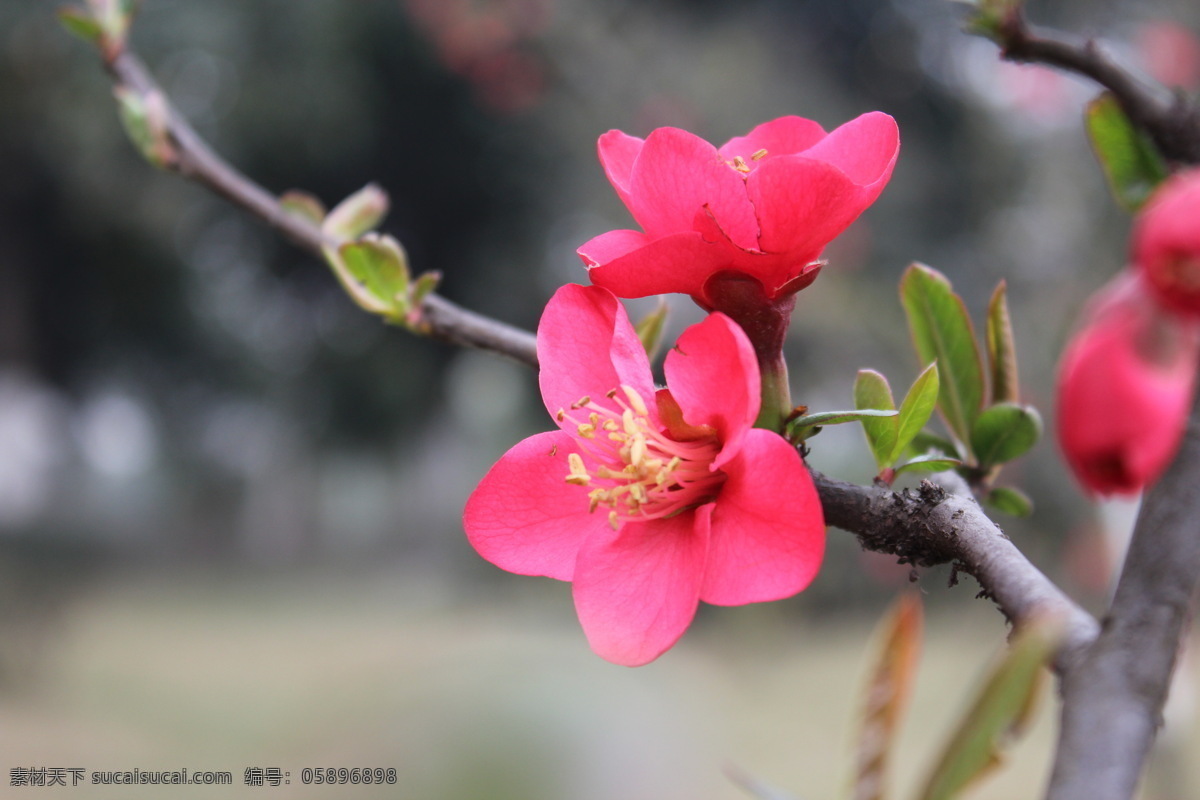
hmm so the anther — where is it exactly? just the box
[751,148,768,160]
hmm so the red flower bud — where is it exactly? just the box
[1134,168,1200,316]
[1057,274,1198,495]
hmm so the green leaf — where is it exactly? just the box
[918,619,1059,800]
[986,282,1019,405]
[634,299,669,361]
[324,183,389,241]
[410,270,441,307]
[895,362,940,460]
[338,234,411,316]
[905,431,961,461]
[970,402,1042,467]
[786,408,898,442]
[965,0,1024,41]
[57,7,104,45]
[985,486,1033,517]
[113,87,175,168]
[894,455,963,477]
[1085,92,1168,211]
[851,594,923,800]
[279,190,326,226]
[900,264,985,455]
[855,370,898,470]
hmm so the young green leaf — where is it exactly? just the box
[918,618,1060,800]
[985,486,1034,517]
[786,409,898,442]
[855,370,898,470]
[634,299,669,361]
[323,183,389,242]
[851,594,923,800]
[338,234,411,317]
[57,8,104,45]
[279,190,326,226]
[970,402,1042,468]
[410,270,442,308]
[986,282,1019,405]
[893,455,963,477]
[1085,92,1168,212]
[894,362,940,460]
[900,264,985,454]
[905,431,961,461]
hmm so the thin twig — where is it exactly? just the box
[993,13,1200,164]
[107,51,538,367]
[1046,385,1200,800]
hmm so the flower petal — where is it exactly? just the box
[573,508,711,666]
[576,229,649,267]
[747,156,873,261]
[701,430,825,605]
[598,130,644,210]
[464,430,610,581]
[537,284,656,423]
[663,312,760,460]
[798,111,899,186]
[628,127,760,251]
[718,116,828,165]
[748,112,898,259]
[584,230,732,299]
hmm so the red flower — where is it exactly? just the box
[463,285,825,665]
[577,113,899,307]
[1134,168,1200,316]
[1057,274,1198,495]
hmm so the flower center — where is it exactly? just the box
[725,148,769,175]
[557,386,724,529]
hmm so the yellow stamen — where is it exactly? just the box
[751,148,768,160]
[565,452,591,486]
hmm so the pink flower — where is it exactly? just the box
[577,113,899,307]
[464,284,825,665]
[1057,273,1198,495]
[1134,168,1200,316]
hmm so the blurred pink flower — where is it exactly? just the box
[578,113,899,308]
[1057,274,1198,495]
[464,284,825,665]
[1134,168,1200,316]
[1136,21,1200,91]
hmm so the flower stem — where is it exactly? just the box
[696,271,796,433]
[756,350,792,431]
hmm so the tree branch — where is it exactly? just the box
[814,472,1099,673]
[106,51,538,368]
[991,12,1200,164]
[1046,386,1200,800]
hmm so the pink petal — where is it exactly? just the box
[584,230,732,299]
[799,111,900,186]
[598,130,644,211]
[576,228,649,267]
[718,116,828,163]
[747,156,874,260]
[701,430,825,605]
[628,127,760,251]
[464,430,611,581]
[572,508,711,666]
[662,313,760,463]
[537,284,657,423]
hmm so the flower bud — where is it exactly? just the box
[1056,273,1198,495]
[1134,168,1200,316]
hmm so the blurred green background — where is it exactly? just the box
[3,0,1200,797]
